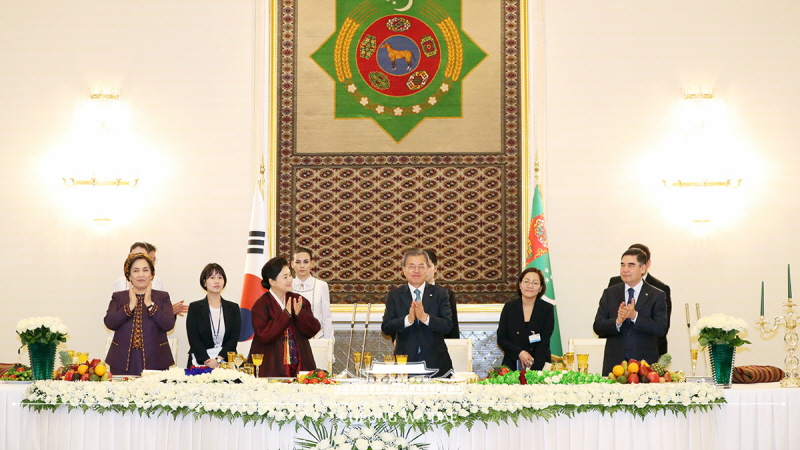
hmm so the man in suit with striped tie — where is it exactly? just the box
[593,248,668,375]
[381,248,454,378]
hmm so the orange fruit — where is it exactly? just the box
[612,365,624,377]
[77,365,89,375]
[628,362,639,374]
[94,364,107,377]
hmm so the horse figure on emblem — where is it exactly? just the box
[380,42,415,71]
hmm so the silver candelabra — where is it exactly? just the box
[756,296,800,388]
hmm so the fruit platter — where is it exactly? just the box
[607,354,686,384]
[53,351,112,382]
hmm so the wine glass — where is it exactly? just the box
[576,353,589,374]
[690,349,699,376]
[562,352,575,371]
[77,352,89,364]
[251,354,264,377]
[234,354,245,370]
[353,352,362,377]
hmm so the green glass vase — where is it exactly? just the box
[708,343,735,388]
[28,342,57,381]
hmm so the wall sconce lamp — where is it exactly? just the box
[662,179,742,188]
[684,87,713,100]
[63,178,138,187]
[61,86,138,189]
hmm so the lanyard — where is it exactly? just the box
[209,304,223,346]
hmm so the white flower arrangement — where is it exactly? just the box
[16,316,69,351]
[23,371,726,430]
[297,424,423,450]
[691,313,751,347]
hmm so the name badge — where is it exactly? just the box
[529,333,541,343]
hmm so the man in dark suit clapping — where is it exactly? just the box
[594,248,668,375]
[607,243,672,356]
[381,248,453,378]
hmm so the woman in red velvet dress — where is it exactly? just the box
[248,256,320,377]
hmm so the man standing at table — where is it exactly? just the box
[607,243,672,356]
[593,248,668,375]
[382,248,453,378]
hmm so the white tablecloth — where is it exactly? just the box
[1,383,796,450]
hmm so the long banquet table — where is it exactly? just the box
[1,382,796,450]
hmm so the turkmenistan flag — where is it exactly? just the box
[526,184,563,356]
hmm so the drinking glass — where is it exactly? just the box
[227,352,237,366]
[353,352,362,376]
[562,352,575,371]
[363,352,373,370]
[77,352,89,364]
[383,355,395,364]
[576,353,589,374]
[234,354,245,370]
[690,349,699,376]
[66,350,76,364]
[395,355,407,365]
[251,353,264,377]
[244,363,255,377]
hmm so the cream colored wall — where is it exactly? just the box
[541,1,800,372]
[0,1,257,364]
[1,0,798,378]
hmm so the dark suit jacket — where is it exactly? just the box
[444,288,460,339]
[609,273,671,355]
[249,291,321,377]
[381,283,453,377]
[593,282,668,375]
[185,297,242,367]
[104,290,176,374]
[497,297,554,370]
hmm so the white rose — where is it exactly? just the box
[355,438,369,450]
[370,441,385,450]
[332,435,347,445]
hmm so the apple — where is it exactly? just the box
[627,373,639,384]
[81,372,91,381]
[647,371,659,383]
[664,372,672,383]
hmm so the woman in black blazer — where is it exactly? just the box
[497,267,554,371]
[186,263,242,368]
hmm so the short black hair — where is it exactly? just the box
[622,248,648,266]
[424,249,438,267]
[293,247,313,259]
[261,256,290,289]
[200,263,227,290]
[628,243,650,261]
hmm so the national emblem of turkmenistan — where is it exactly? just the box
[312,0,487,142]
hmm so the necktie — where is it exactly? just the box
[414,288,422,355]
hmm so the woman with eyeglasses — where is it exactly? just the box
[496,267,554,371]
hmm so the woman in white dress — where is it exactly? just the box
[291,247,333,339]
